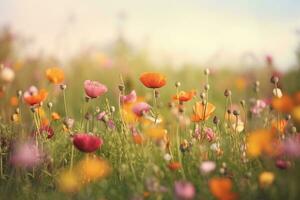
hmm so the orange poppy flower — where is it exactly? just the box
[46,67,65,84]
[51,112,61,120]
[168,161,181,171]
[140,72,166,89]
[23,86,48,106]
[173,90,196,102]
[271,119,287,133]
[247,129,279,157]
[272,95,294,113]
[132,134,143,145]
[209,178,237,200]
[191,102,216,122]
[294,92,300,105]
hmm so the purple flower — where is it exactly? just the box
[10,141,43,168]
[107,119,115,130]
[174,181,195,200]
[84,80,107,98]
[132,102,151,116]
[120,90,137,104]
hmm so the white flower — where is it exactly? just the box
[0,67,15,83]
[163,153,172,161]
[200,161,216,174]
[273,88,282,98]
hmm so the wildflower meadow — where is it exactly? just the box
[1,8,300,200]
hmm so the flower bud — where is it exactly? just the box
[47,102,53,109]
[224,89,231,97]
[175,81,181,87]
[110,106,116,113]
[270,76,279,84]
[233,110,240,116]
[204,84,210,91]
[60,84,67,90]
[118,84,125,92]
[272,88,282,98]
[204,68,210,75]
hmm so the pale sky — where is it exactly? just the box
[1,0,300,70]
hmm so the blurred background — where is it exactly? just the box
[0,0,300,118]
[1,0,300,70]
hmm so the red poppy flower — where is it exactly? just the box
[140,72,166,89]
[168,161,181,171]
[73,133,103,153]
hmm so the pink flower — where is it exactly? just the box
[34,125,54,139]
[275,159,289,169]
[283,134,300,158]
[174,181,195,200]
[132,102,151,116]
[200,161,216,174]
[97,111,107,121]
[84,80,107,98]
[10,141,43,168]
[73,133,103,153]
[205,128,215,142]
[120,90,137,104]
[251,99,266,115]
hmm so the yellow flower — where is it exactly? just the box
[247,129,274,157]
[292,106,300,123]
[46,67,65,84]
[259,171,275,188]
[144,126,167,140]
[76,156,111,184]
[57,170,81,193]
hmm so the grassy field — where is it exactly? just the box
[1,29,300,200]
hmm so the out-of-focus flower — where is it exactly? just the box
[97,111,106,121]
[0,67,15,83]
[23,86,48,106]
[10,141,43,168]
[120,90,137,104]
[36,125,54,139]
[191,102,215,122]
[275,159,290,169]
[205,128,215,142]
[168,161,181,171]
[46,67,64,84]
[174,181,195,200]
[283,134,300,158]
[140,72,166,89]
[84,80,107,98]
[51,112,60,120]
[235,77,247,91]
[145,177,168,193]
[132,133,143,145]
[164,153,172,161]
[173,90,196,102]
[73,133,103,153]
[292,106,300,123]
[250,99,266,115]
[132,102,151,117]
[200,161,216,174]
[272,95,294,113]
[10,96,19,107]
[144,126,166,140]
[259,171,275,188]
[209,177,237,200]
[271,119,287,133]
[247,129,276,157]
[272,88,283,98]
[57,169,81,193]
[63,117,75,129]
[76,156,111,183]
[232,120,244,133]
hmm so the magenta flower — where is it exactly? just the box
[120,90,137,104]
[250,99,266,115]
[174,181,196,200]
[34,125,54,139]
[205,128,215,142]
[132,102,151,117]
[84,80,107,98]
[10,141,43,168]
[73,133,103,153]
[275,159,289,169]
